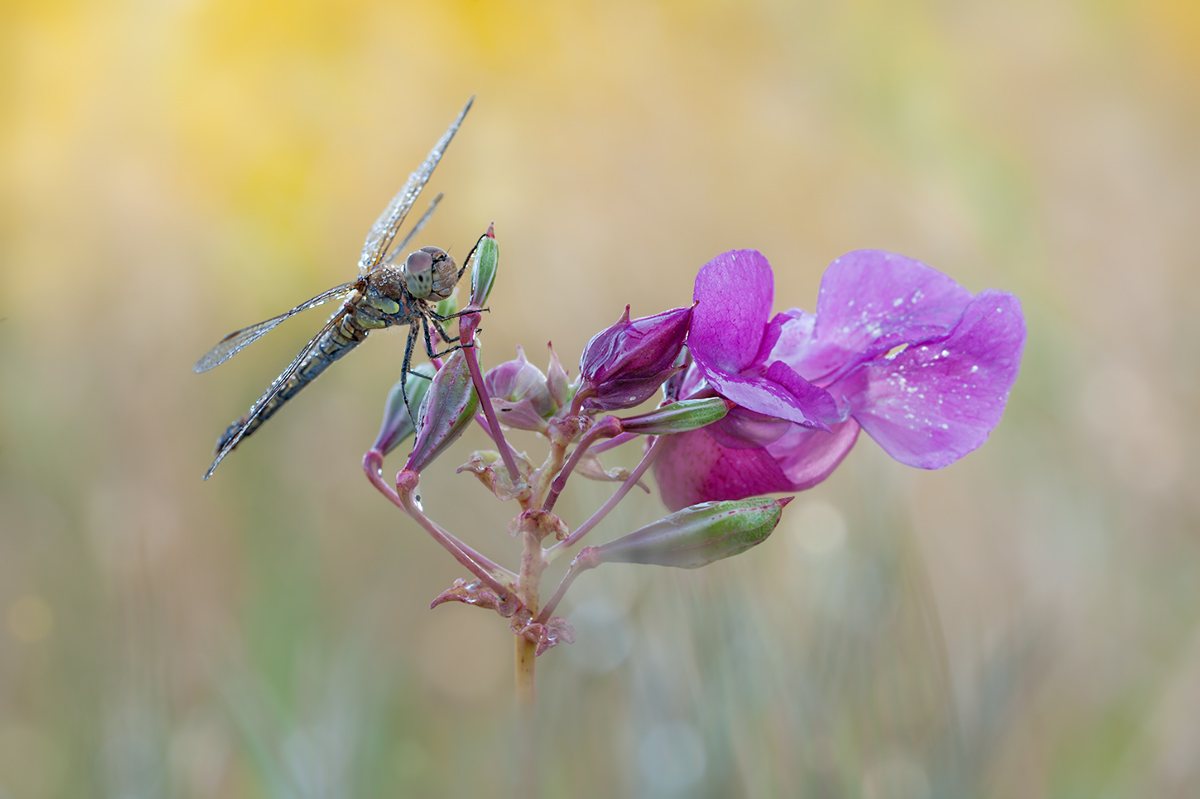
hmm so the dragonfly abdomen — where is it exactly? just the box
[215,312,373,454]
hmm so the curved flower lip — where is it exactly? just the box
[654,417,860,512]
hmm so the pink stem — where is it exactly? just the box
[460,312,521,482]
[542,416,623,514]
[548,436,664,556]
[588,432,637,456]
[536,547,601,624]
[364,452,514,591]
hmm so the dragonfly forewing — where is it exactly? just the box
[193,282,356,373]
[357,96,473,275]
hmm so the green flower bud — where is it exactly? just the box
[619,397,732,435]
[595,496,792,569]
[468,224,498,307]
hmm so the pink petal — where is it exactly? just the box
[702,366,835,431]
[792,250,975,383]
[652,419,861,510]
[653,428,792,511]
[690,250,775,372]
[766,419,861,489]
[831,290,1025,468]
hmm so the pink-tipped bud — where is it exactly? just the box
[578,305,693,411]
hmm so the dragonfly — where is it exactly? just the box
[194,97,476,480]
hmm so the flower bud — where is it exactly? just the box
[546,342,572,410]
[485,346,556,432]
[372,363,437,456]
[594,496,792,569]
[405,350,480,473]
[619,397,732,435]
[579,304,693,411]
[468,224,498,307]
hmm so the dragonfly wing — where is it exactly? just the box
[358,97,473,275]
[203,307,350,479]
[193,282,355,373]
[384,193,443,266]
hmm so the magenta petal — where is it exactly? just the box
[766,419,861,489]
[653,428,792,512]
[833,290,1025,469]
[690,250,775,372]
[795,250,975,382]
[702,367,834,431]
[764,361,841,425]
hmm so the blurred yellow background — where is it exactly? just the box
[2,0,1198,796]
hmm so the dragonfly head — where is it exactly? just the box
[403,246,458,301]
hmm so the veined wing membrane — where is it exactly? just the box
[385,193,443,267]
[193,282,355,373]
[203,307,351,480]
[358,96,473,275]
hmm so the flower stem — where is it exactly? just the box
[366,454,514,592]
[542,416,623,514]
[514,631,537,797]
[460,311,522,483]
[536,547,600,624]
[588,431,637,455]
[513,508,546,795]
[546,436,664,560]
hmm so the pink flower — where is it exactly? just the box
[654,249,1025,511]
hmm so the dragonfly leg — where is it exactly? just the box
[420,314,469,360]
[400,324,421,426]
[428,307,488,324]
[430,318,460,345]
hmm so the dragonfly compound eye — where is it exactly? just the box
[421,246,459,302]
[403,249,435,299]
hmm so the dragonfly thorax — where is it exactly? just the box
[401,246,458,302]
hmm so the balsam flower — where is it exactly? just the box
[654,249,1025,511]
